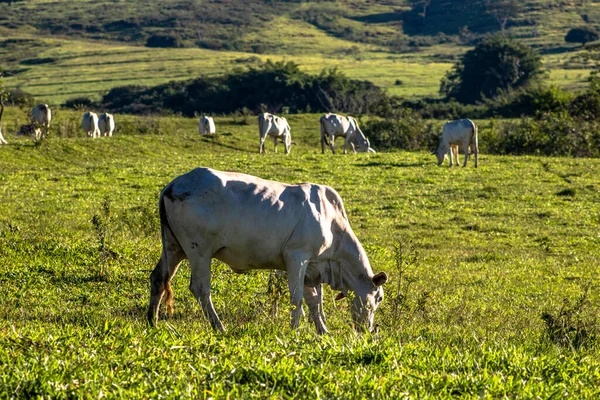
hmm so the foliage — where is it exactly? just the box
[364,108,438,151]
[100,60,388,116]
[403,0,500,36]
[565,27,599,46]
[570,72,600,120]
[401,98,488,120]
[145,33,183,48]
[541,285,598,350]
[440,35,544,104]
[487,84,572,117]
[64,97,97,110]
[484,112,600,157]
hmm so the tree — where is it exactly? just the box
[484,0,519,32]
[565,27,599,46]
[440,35,544,104]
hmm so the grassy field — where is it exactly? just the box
[1,110,599,397]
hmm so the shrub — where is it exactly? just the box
[100,60,387,116]
[5,88,35,108]
[364,108,438,151]
[485,112,600,157]
[145,33,182,48]
[64,97,96,110]
[541,286,598,350]
[488,85,572,117]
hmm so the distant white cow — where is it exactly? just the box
[0,126,7,145]
[320,113,375,154]
[258,112,292,154]
[435,119,478,168]
[30,104,52,141]
[198,116,216,136]
[82,112,100,138]
[98,113,115,137]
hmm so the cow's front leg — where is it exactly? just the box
[330,135,336,154]
[448,147,454,167]
[273,136,278,153]
[284,251,310,330]
[304,285,328,334]
[452,146,459,166]
[258,135,266,153]
[189,254,225,332]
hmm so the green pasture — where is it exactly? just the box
[1,110,599,398]
[1,33,593,106]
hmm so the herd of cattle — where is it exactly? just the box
[1,104,479,167]
[0,103,482,333]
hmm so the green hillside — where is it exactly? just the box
[0,0,598,104]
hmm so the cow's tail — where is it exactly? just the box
[320,117,329,145]
[470,119,479,167]
[156,187,184,316]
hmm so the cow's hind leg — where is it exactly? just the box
[273,136,278,153]
[148,246,185,326]
[462,142,470,167]
[304,285,328,334]
[189,254,225,332]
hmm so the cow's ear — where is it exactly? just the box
[372,272,388,287]
[335,292,346,301]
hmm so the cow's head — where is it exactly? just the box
[353,137,376,153]
[435,140,448,166]
[336,271,388,332]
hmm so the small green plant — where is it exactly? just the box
[391,238,418,320]
[266,271,287,319]
[541,285,598,350]
[91,197,113,280]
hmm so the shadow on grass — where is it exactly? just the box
[202,138,252,153]
[358,161,426,168]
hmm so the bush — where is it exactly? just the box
[485,112,600,157]
[364,108,438,151]
[5,88,35,108]
[565,27,599,46]
[64,97,96,110]
[145,33,182,48]
[100,60,387,116]
[488,85,572,118]
[570,72,600,120]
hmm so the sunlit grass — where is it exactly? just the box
[1,109,599,397]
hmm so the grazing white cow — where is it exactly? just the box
[258,112,292,154]
[81,112,100,138]
[435,119,478,167]
[147,167,388,334]
[198,116,216,136]
[30,104,52,140]
[320,113,375,154]
[98,113,115,137]
[0,126,7,145]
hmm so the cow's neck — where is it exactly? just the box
[334,230,373,296]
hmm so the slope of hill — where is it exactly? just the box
[0,0,597,105]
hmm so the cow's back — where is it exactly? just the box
[162,168,341,271]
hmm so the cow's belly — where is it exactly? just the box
[213,246,286,272]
